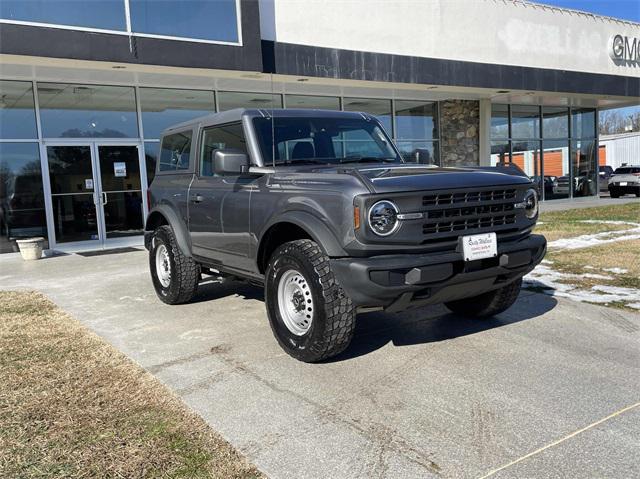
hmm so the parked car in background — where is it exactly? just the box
[608,165,640,198]
[553,171,595,197]
[598,165,614,192]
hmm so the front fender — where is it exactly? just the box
[145,204,192,257]
[262,210,347,257]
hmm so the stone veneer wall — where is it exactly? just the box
[439,100,480,167]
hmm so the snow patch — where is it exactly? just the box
[524,265,640,306]
[603,267,629,275]
[583,273,613,280]
[547,226,640,250]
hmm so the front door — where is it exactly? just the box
[45,143,145,249]
[95,144,144,240]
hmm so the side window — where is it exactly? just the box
[159,130,192,171]
[200,123,247,176]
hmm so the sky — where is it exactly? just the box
[537,0,640,23]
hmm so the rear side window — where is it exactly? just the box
[200,123,247,176]
[615,167,640,174]
[159,130,192,172]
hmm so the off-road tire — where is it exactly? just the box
[444,278,523,318]
[265,239,355,362]
[150,225,199,304]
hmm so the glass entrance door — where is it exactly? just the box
[95,145,144,239]
[47,145,101,245]
[45,143,145,249]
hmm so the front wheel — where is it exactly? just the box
[444,278,522,318]
[149,225,200,304]
[265,239,355,362]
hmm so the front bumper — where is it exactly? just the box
[330,234,546,312]
[609,183,639,194]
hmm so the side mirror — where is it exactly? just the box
[213,149,250,175]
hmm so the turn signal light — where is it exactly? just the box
[353,206,361,230]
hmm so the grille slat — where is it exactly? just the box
[420,188,518,239]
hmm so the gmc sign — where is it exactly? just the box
[611,34,640,63]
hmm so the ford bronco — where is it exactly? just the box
[145,109,546,362]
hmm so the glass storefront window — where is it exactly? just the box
[218,92,283,112]
[542,107,569,139]
[396,141,439,164]
[572,140,597,198]
[512,140,542,192]
[0,143,48,253]
[144,142,159,187]
[140,88,215,140]
[511,105,540,139]
[542,140,570,200]
[0,80,38,139]
[490,140,510,166]
[285,95,340,111]
[343,98,393,135]
[0,0,126,31]
[394,100,437,140]
[38,83,138,138]
[572,108,596,139]
[129,0,239,43]
[490,104,509,140]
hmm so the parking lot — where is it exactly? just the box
[2,248,639,478]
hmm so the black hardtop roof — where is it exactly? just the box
[162,108,374,135]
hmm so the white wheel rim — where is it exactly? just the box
[277,269,314,336]
[155,244,171,288]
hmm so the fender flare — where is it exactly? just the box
[145,204,192,257]
[260,210,346,258]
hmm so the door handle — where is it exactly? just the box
[102,192,108,206]
[190,194,204,203]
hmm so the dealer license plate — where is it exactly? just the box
[461,232,498,261]
[619,182,627,186]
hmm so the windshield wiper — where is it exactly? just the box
[339,156,397,164]
[278,159,328,165]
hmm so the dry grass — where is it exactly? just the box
[547,239,640,291]
[535,202,640,242]
[0,291,263,479]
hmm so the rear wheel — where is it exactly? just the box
[265,239,355,362]
[444,278,522,318]
[149,225,199,304]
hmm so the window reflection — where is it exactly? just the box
[572,140,597,197]
[572,109,596,139]
[343,98,393,135]
[490,141,510,166]
[510,105,540,139]
[543,140,570,200]
[542,107,568,139]
[218,92,283,112]
[129,0,239,43]
[144,142,159,187]
[490,104,509,140]
[0,80,38,139]
[140,87,215,140]
[0,0,126,31]
[38,83,138,138]
[394,100,437,140]
[0,143,47,253]
[285,95,340,111]
[512,141,542,194]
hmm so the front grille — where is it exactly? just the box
[422,189,516,206]
[420,188,520,241]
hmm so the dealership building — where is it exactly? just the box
[0,0,638,254]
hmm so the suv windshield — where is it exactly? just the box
[253,116,401,165]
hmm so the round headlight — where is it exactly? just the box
[523,188,539,219]
[368,200,399,236]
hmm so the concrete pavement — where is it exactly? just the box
[2,250,639,478]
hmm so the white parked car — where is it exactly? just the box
[608,166,640,198]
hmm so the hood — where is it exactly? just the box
[308,164,532,193]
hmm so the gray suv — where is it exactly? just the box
[145,109,546,362]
